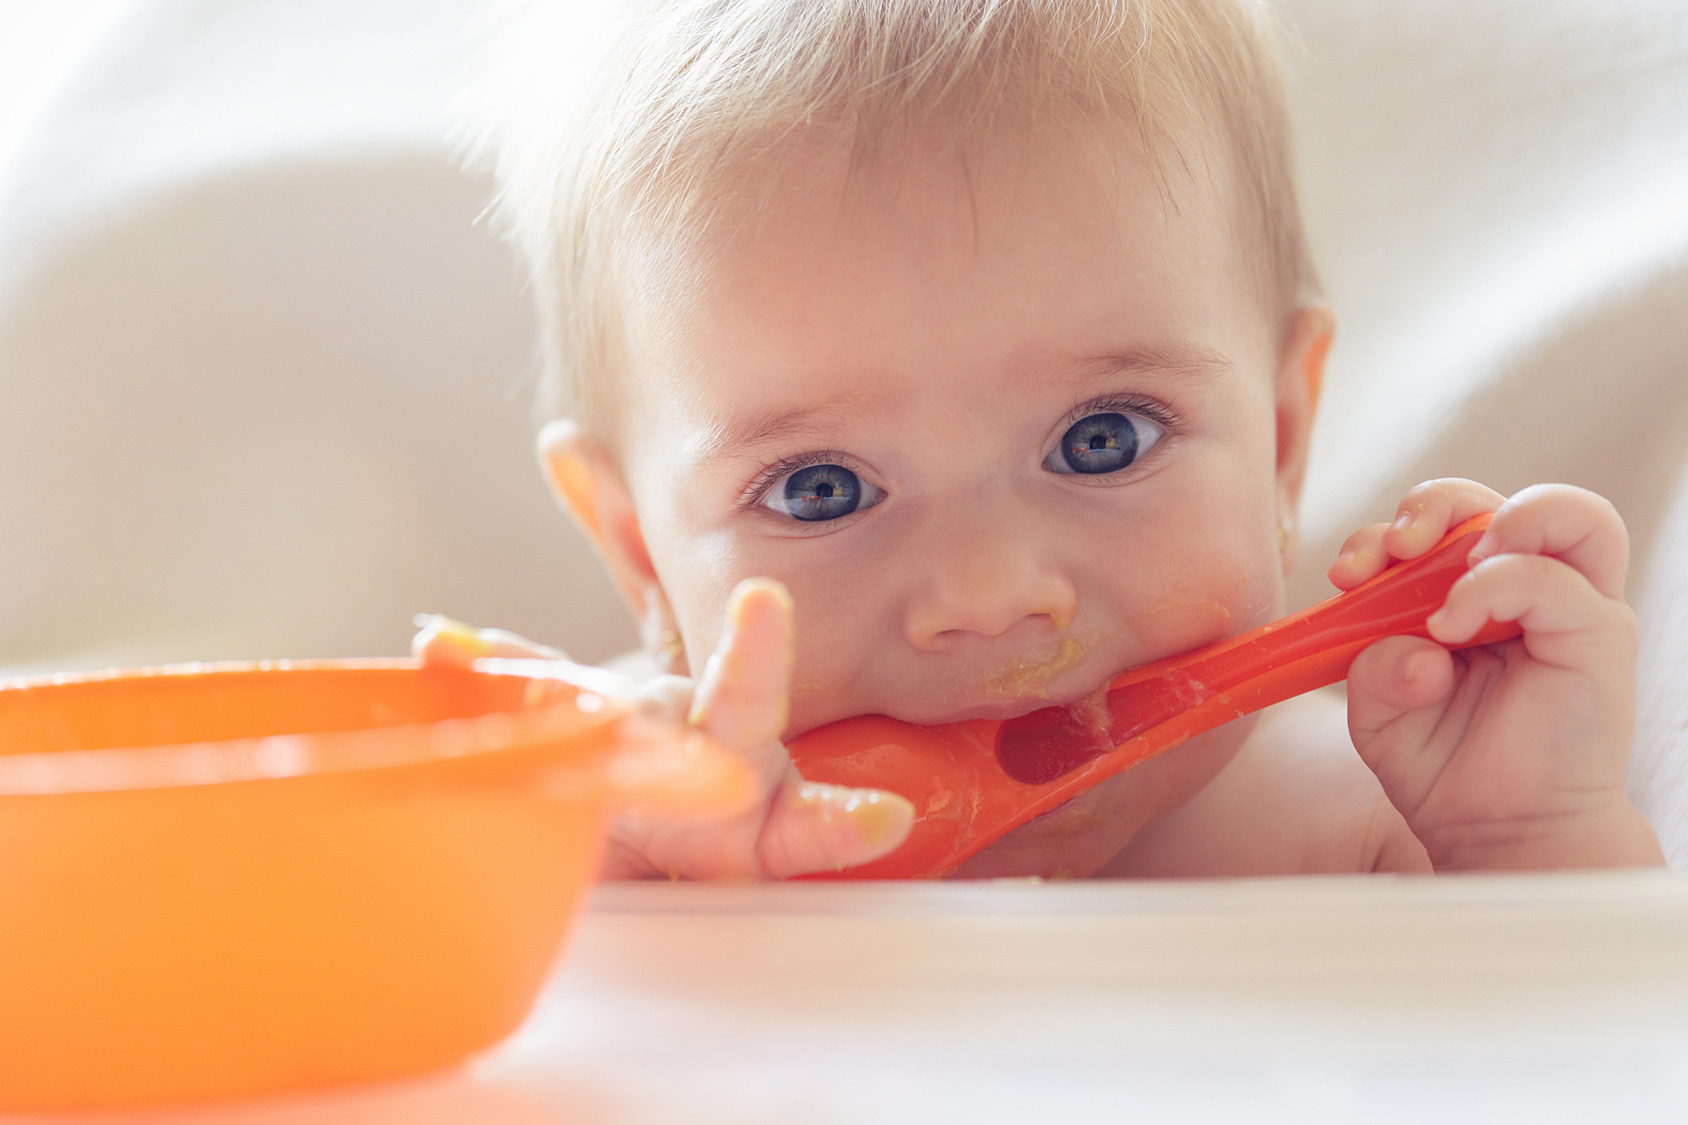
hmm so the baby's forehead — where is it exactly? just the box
[612,117,1255,369]
[683,107,1233,227]
[624,114,1244,294]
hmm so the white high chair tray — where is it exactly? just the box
[13,872,1687,1124]
[505,873,1688,1123]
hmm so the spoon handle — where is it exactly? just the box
[791,512,1521,878]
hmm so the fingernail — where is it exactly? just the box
[1467,530,1498,564]
[842,790,915,850]
[1392,511,1414,532]
[730,577,794,617]
[794,783,915,861]
[421,615,494,657]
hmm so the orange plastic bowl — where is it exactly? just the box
[0,659,748,1112]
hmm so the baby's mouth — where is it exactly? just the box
[909,631,1113,725]
[914,684,1100,724]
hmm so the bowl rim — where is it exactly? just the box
[0,658,626,797]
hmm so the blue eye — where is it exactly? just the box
[762,463,884,522]
[1046,412,1164,476]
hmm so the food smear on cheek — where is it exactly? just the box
[1139,580,1234,630]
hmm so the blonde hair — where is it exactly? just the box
[463,0,1319,435]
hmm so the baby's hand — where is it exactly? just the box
[413,581,915,879]
[1328,479,1662,870]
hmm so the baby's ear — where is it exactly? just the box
[1273,304,1335,492]
[539,419,605,539]
[1272,305,1335,573]
[538,419,660,612]
[1294,305,1334,421]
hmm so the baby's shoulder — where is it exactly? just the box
[1097,690,1431,877]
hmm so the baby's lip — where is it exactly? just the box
[906,678,1110,726]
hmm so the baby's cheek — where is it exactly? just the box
[1120,549,1272,660]
[657,529,757,665]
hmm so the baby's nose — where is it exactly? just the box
[902,514,1077,650]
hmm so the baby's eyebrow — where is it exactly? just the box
[692,394,885,466]
[692,344,1231,465]
[1066,344,1235,387]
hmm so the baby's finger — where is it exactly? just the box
[411,614,567,667]
[626,674,697,725]
[1346,634,1457,753]
[1427,553,1637,673]
[1382,479,1507,562]
[1468,484,1629,601]
[688,578,796,783]
[1328,523,1391,589]
[756,775,916,878]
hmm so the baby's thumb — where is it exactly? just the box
[756,774,915,878]
[688,579,797,781]
[689,577,917,876]
[1346,635,1455,750]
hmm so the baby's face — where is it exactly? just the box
[611,126,1309,874]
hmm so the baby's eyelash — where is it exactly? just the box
[739,450,854,508]
[1062,394,1182,433]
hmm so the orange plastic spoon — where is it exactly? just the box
[789,513,1522,879]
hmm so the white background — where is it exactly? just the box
[0,0,104,140]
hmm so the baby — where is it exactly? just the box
[424,0,1664,878]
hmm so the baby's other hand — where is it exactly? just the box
[412,584,915,879]
[1329,479,1662,871]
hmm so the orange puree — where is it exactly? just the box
[974,633,1095,701]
